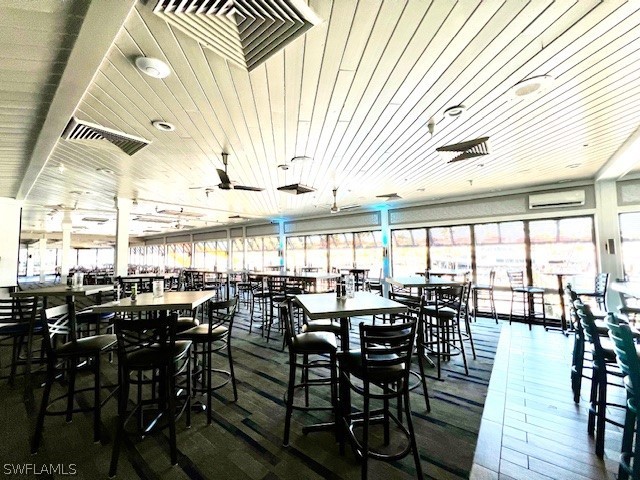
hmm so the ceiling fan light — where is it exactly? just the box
[511,75,554,97]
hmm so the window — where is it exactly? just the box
[620,212,640,282]
[391,228,427,276]
[429,226,471,272]
[306,234,328,271]
[286,236,305,271]
[231,238,244,271]
[474,221,526,288]
[329,233,354,271]
[354,231,382,277]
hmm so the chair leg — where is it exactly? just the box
[361,386,370,480]
[109,375,129,478]
[93,355,101,443]
[416,325,431,412]
[32,362,54,454]
[228,338,238,402]
[207,347,213,425]
[464,315,476,359]
[66,356,77,423]
[456,320,469,376]
[587,370,598,435]
[185,354,191,428]
[595,374,606,457]
[167,365,178,465]
[404,388,423,479]
[283,353,296,446]
[619,405,635,480]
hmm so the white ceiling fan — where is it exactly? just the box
[329,187,360,214]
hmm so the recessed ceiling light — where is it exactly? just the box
[58,163,65,173]
[511,75,554,97]
[417,187,426,192]
[152,120,175,131]
[135,57,171,79]
[444,105,466,118]
[277,164,290,170]
[96,167,115,174]
[567,163,580,168]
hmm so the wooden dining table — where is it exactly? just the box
[91,290,217,316]
[11,284,114,410]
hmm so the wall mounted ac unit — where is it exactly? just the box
[528,189,586,209]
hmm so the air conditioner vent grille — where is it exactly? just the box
[436,137,490,163]
[62,117,149,156]
[153,0,320,71]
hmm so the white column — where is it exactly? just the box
[594,180,623,309]
[0,198,22,290]
[380,208,391,297]
[114,197,132,277]
[60,211,72,283]
[279,220,286,272]
[38,237,47,283]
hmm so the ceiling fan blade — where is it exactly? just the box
[341,204,361,211]
[233,185,265,192]
[216,168,231,185]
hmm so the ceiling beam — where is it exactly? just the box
[596,124,640,181]
[16,0,137,200]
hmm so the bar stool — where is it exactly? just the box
[575,273,609,312]
[0,297,40,385]
[32,304,117,454]
[338,320,423,479]
[607,314,640,480]
[472,269,497,323]
[179,297,238,424]
[507,270,546,329]
[280,300,338,447]
[575,301,625,457]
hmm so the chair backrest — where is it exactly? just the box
[113,311,179,368]
[488,269,496,288]
[574,301,608,368]
[608,313,640,395]
[279,300,297,351]
[436,284,465,314]
[595,272,609,296]
[507,270,525,289]
[41,303,72,358]
[565,284,580,329]
[268,276,286,296]
[205,296,238,335]
[0,297,36,324]
[359,320,417,384]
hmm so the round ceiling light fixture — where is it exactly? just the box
[511,75,554,97]
[152,120,175,132]
[277,164,290,170]
[96,167,115,174]
[443,104,466,119]
[135,56,171,79]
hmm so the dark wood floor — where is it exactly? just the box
[1,300,500,479]
[1,288,627,480]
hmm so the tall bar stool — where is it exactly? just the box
[179,297,238,424]
[280,300,338,447]
[507,270,546,329]
[575,301,625,457]
[32,304,117,454]
[421,284,468,379]
[109,311,191,477]
[607,314,640,480]
[338,320,423,479]
[0,297,39,385]
[248,275,268,335]
[472,269,497,323]
[575,272,609,312]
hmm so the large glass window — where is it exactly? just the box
[263,236,280,269]
[286,236,305,271]
[391,228,427,276]
[621,212,640,282]
[530,217,597,317]
[145,245,164,269]
[429,226,471,271]
[355,231,382,278]
[329,233,354,271]
[231,238,244,271]
[306,234,328,271]
[193,240,227,270]
[166,243,192,269]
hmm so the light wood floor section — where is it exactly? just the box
[471,323,623,480]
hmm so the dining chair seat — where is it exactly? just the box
[422,305,456,318]
[179,323,228,339]
[125,340,191,368]
[177,316,200,332]
[302,319,341,335]
[339,349,404,382]
[56,334,116,356]
[292,331,337,353]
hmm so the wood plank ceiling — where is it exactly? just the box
[3,0,640,237]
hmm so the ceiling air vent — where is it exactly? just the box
[277,183,316,195]
[62,117,149,156]
[153,0,321,71]
[155,207,203,218]
[436,137,490,163]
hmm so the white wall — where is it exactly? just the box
[0,198,21,287]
